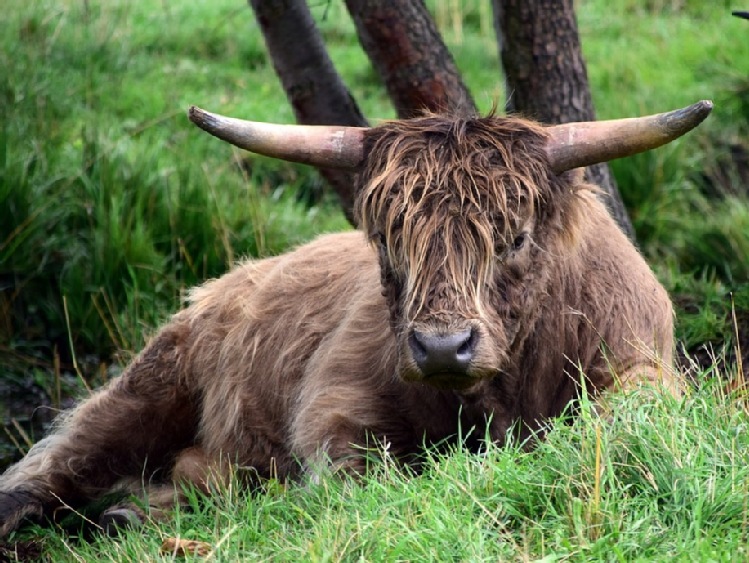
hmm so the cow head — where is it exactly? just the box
[355,115,573,389]
[188,101,712,389]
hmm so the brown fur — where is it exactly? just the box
[0,113,677,537]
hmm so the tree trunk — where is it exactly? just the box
[344,0,475,118]
[492,0,635,239]
[248,0,367,222]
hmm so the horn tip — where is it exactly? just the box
[688,99,714,126]
[188,105,210,127]
[188,106,226,139]
[695,99,714,115]
[668,100,713,132]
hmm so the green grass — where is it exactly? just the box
[14,381,749,561]
[0,0,352,367]
[2,0,749,559]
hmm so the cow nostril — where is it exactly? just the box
[456,329,476,362]
[409,331,428,364]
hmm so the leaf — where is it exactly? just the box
[160,537,212,557]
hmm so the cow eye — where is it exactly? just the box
[512,233,527,251]
[497,232,528,263]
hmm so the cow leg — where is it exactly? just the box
[294,412,372,480]
[98,446,227,535]
[97,484,175,535]
[596,357,680,399]
[617,363,680,397]
[0,323,199,538]
[588,358,680,423]
[290,384,415,481]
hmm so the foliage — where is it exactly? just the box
[0,0,349,368]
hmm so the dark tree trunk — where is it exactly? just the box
[248,0,368,222]
[492,0,635,239]
[344,0,475,118]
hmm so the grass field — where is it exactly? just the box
[1,0,749,560]
[10,382,749,561]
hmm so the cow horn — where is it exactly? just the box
[545,100,713,174]
[188,106,367,169]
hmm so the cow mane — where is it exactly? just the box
[355,112,573,320]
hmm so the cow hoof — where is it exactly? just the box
[99,507,142,536]
[0,490,43,538]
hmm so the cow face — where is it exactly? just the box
[356,115,577,390]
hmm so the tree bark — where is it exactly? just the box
[248,0,368,222]
[344,0,475,118]
[493,0,635,239]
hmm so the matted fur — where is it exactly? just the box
[0,112,678,537]
[357,113,558,321]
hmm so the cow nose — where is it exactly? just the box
[409,328,476,377]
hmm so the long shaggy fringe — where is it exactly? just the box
[355,113,555,320]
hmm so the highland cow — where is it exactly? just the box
[0,100,712,536]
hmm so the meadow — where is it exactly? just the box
[1,0,748,559]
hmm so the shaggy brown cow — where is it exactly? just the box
[0,101,711,536]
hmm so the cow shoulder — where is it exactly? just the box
[567,192,674,386]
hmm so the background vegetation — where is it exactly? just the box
[1,0,748,559]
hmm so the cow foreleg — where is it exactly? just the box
[0,323,199,537]
[588,359,681,423]
[290,383,415,483]
[293,409,373,480]
[617,363,681,397]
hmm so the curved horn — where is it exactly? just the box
[545,100,713,174]
[188,106,367,169]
